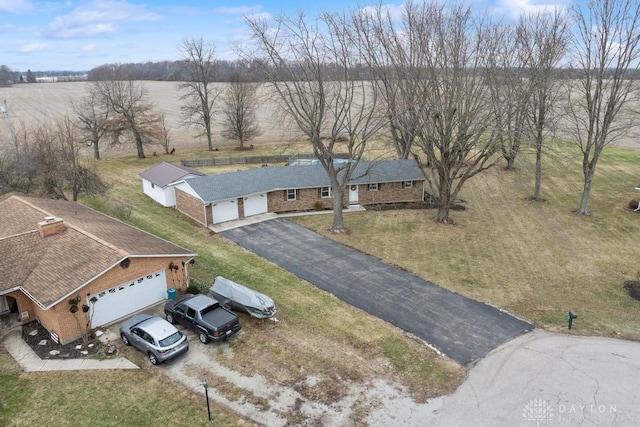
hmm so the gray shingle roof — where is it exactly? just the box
[139,161,205,188]
[183,159,424,203]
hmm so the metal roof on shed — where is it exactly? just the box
[139,162,205,188]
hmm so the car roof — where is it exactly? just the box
[137,316,180,340]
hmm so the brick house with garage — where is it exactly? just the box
[0,196,196,344]
[173,159,425,226]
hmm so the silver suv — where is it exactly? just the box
[120,314,189,365]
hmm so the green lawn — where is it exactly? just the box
[0,144,465,426]
[293,142,640,339]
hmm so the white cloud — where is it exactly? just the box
[81,43,98,53]
[492,0,569,20]
[45,0,162,39]
[0,0,33,13]
[214,5,263,16]
[18,42,49,52]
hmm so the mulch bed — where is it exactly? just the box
[624,280,640,301]
[21,321,106,359]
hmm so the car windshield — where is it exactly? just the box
[159,331,183,347]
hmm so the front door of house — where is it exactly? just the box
[349,185,359,204]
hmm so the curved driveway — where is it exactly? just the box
[222,219,532,366]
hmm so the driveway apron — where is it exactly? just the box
[221,219,533,366]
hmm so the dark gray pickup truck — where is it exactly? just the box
[164,294,241,344]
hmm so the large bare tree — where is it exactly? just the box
[518,10,570,200]
[245,12,387,233]
[366,1,505,223]
[353,5,424,160]
[90,66,158,159]
[73,85,111,160]
[55,117,108,201]
[178,37,221,151]
[221,72,262,148]
[567,0,640,215]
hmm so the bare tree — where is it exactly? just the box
[518,10,570,201]
[372,1,505,223]
[353,5,423,159]
[221,72,262,148]
[567,0,640,215]
[483,22,532,171]
[156,111,172,154]
[56,117,108,201]
[245,12,387,233]
[178,37,221,151]
[73,85,111,160]
[91,68,158,159]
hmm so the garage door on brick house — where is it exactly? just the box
[89,270,168,327]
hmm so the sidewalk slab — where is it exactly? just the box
[3,330,138,372]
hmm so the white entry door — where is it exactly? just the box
[89,269,167,327]
[349,185,359,204]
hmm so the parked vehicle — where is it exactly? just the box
[119,314,189,365]
[209,276,277,319]
[164,294,241,344]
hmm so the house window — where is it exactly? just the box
[403,181,413,189]
[369,183,379,191]
[321,186,332,198]
[151,183,155,189]
[286,189,297,201]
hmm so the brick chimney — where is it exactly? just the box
[38,216,66,237]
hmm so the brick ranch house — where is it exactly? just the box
[0,196,196,344]
[172,159,426,226]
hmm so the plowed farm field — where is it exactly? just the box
[0,81,300,151]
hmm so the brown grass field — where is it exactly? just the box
[0,81,302,153]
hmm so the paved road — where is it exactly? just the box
[429,329,640,426]
[221,219,532,366]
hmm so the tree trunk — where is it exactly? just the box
[506,155,516,170]
[532,140,542,200]
[330,186,347,233]
[577,167,594,215]
[92,135,101,160]
[133,128,146,159]
[436,175,452,223]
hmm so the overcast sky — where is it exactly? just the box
[1,0,571,72]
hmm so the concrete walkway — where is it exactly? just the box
[209,205,366,233]
[3,330,138,372]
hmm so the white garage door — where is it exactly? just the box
[244,193,268,217]
[213,200,239,224]
[89,269,167,328]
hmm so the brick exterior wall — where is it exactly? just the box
[357,181,424,205]
[176,188,208,226]
[267,181,424,213]
[9,256,192,344]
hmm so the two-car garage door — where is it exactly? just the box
[89,269,167,328]
[212,194,268,224]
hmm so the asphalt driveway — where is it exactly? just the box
[221,219,532,366]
